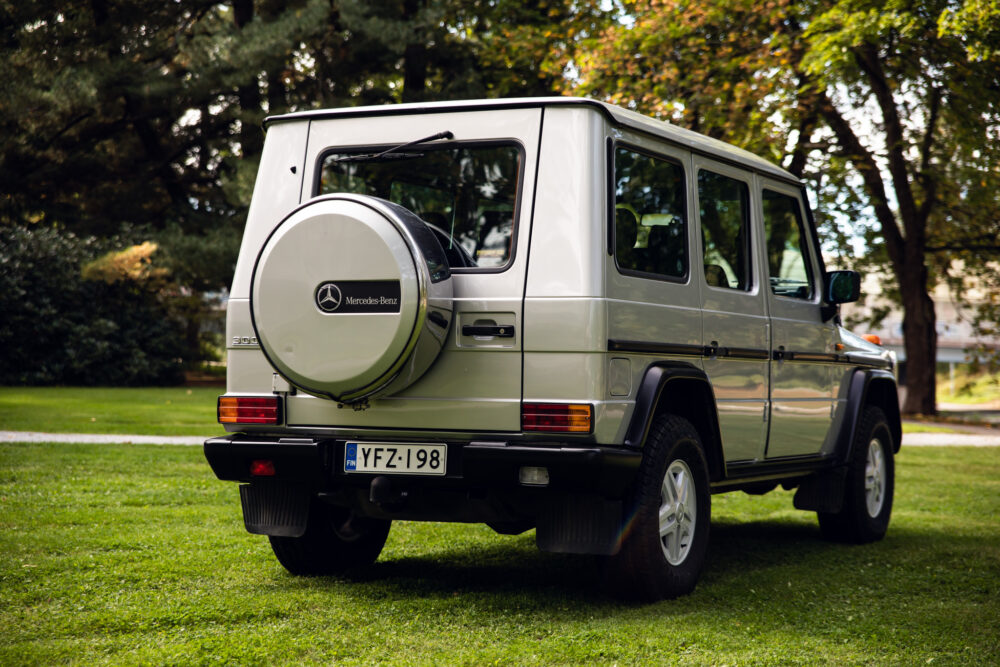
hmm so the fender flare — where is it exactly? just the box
[624,362,726,482]
[835,368,902,465]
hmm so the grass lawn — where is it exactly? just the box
[0,386,225,436]
[902,422,964,434]
[938,365,1000,406]
[1,443,998,665]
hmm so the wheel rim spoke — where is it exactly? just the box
[659,459,696,565]
[865,438,886,517]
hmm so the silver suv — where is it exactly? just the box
[205,98,901,600]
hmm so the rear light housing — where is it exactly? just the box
[522,402,593,433]
[218,395,282,425]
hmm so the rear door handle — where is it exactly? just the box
[462,324,515,338]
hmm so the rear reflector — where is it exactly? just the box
[522,403,593,433]
[250,459,276,476]
[218,396,281,425]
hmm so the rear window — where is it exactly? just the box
[319,143,522,270]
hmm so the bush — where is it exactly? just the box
[0,225,186,385]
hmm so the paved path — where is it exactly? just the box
[900,432,1000,447]
[3,430,999,447]
[2,431,205,446]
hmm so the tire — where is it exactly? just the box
[269,500,391,576]
[818,406,895,543]
[606,415,711,601]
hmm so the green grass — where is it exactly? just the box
[0,387,225,436]
[902,422,963,434]
[938,365,1000,405]
[2,443,998,665]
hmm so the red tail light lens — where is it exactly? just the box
[218,396,281,425]
[522,403,593,433]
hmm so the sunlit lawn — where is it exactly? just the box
[0,386,224,436]
[1,442,997,665]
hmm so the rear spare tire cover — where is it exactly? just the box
[250,194,453,403]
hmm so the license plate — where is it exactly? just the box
[344,442,446,476]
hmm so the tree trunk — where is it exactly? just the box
[898,258,938,415]
[402,43,428,102]
[233,0,263,158]
[402,0,427,102]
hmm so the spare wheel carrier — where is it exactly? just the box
[250,194,453,404]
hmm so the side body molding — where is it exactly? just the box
[625,362,726,482]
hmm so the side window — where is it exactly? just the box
[698,170,752,291]
[762,189,814,299]
[613,146,687,280]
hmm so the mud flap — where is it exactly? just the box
[239,482,311,537]
[793,467,848,514]
[535,494,624,555]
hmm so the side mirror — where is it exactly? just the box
[824,270,861,304]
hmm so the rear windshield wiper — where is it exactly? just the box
[334,130,454,163]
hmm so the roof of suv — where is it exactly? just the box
[264,97,799,184]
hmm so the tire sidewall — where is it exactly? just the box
[849,408,895,540]
[269,501,391,575]
[614,416,711,600]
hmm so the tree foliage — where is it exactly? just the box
[574,0,1000,414]
[0,226,186,386]
[0,0,610,384]
[0,0,608,241]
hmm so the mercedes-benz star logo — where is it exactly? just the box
[315,282,343,313]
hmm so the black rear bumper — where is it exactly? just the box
[203,435,641,499]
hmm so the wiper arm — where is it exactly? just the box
[334,130,454,163]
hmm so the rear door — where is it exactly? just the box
[758,178,835,458]
[285,108,542,434]
[694,158,770,463]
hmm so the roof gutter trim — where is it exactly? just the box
[264,97,797,184]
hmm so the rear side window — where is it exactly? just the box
[762,189,814,299]
[319,143,521,270]
[613,146,687,280]
[698,170,751,291]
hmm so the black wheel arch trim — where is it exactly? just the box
[625,362,726,481]
[836,368,902,464]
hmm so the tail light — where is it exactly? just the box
[218,396,281,425]
[522,403,593,433]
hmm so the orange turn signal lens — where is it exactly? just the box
[218,396,281,425]
[522,403,593,433]
[862,334,882,346]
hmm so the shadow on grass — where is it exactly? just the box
[296,515,918,608]
[352,541,610,605]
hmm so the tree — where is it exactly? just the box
[0,226,186,386]
[573,0,1000,414]
[1,0,609,238]
[1,0,614,382]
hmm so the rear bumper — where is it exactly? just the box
[204,435,641,499]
